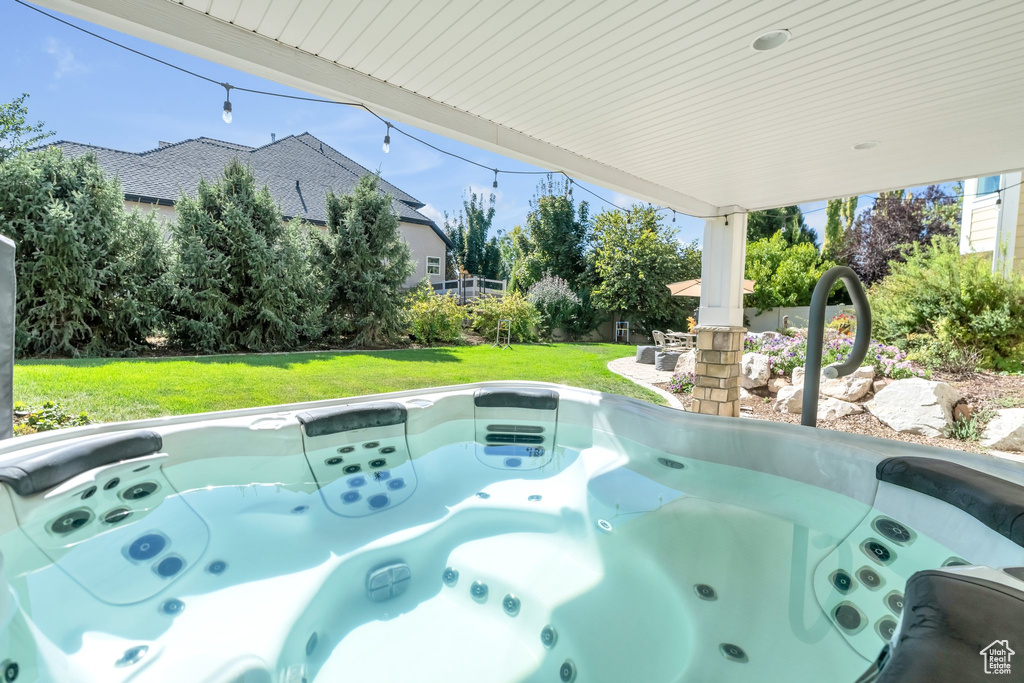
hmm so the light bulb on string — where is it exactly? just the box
[221,84,233,124]
[672,210,676,223]
[492,169,499,189]
[382,123,391,153]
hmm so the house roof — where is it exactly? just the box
[51,132,453,249]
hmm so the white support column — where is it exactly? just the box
[0,236,14,440]
[698,213,748,327]
[691,212,748,418]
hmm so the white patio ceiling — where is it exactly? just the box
[35,0,1024,216]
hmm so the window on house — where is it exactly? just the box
[978,175,1001,196]
[426,256,441,275]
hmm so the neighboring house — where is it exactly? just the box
[53,133,452,288]
[960,171,1024,276]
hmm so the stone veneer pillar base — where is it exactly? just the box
[689,325,746,418]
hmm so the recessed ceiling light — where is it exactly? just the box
[750,29,791,51]
[852,140,881,150]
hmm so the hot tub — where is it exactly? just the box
[0,382,1022,682]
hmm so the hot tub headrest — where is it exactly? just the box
[0,430,163,496]
[296,402,407,437]
[873,570,1024,682]
[474,388,558,411]
[876,456,1024,547]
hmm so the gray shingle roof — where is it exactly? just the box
[50,133,452,248]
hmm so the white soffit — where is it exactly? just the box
[34,0,1024,215]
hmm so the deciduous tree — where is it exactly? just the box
[590,206,701,335]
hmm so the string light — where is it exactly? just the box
[221,84,232,124]
[16,0,706,219]
[672,210,676,223]
[567,179,573,199]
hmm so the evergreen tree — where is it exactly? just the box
[167,160,321,352]
[321,174,414,346]
[0,147,168,356]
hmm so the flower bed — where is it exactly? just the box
[743,333,925,380]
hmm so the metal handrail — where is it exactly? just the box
[801,266,872,427]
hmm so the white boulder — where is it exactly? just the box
[818,398,864,421]
[741,353,771,389]
[981,409,1024,451]
[774,385,803,414]
[674,350,696,375]
[792,365,874,402]
[866,379,960,437]
[767,377,789,394]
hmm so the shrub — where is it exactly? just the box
[943,407,994,442]
[745,232,838,313]
[0,148,170,356]
[471,291,540,342]
[826,312,856,337]
[14,401,90,435]
[527,273,581,338]
[667,372,695,394]
[408,284,465,344]
[906,333,981,376]
[870,236,1024,369]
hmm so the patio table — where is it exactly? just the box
[664,332,696,349]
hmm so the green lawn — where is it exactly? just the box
[14,344,660,422]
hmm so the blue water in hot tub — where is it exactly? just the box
[0,424,968,682]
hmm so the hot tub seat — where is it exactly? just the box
[872,569,1024,682]
[877,456,1024,547]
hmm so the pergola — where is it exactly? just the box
[3,0,1024,427]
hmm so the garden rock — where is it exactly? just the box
[674,350,696,375]
[741,353,771,389]
[767,377,789,394]
[866,378,960,437]
[820,367,874,402]
[981,409,1024,451]
[773,385,803,414]
[872,379,891,395]
[818,398,863,421]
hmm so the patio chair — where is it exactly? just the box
[652,330,666,347]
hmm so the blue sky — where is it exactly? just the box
[2,2,874,246]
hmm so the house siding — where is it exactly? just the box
[968,203,999,253]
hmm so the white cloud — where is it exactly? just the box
[419,203,444,225]
[45,37,89,79]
